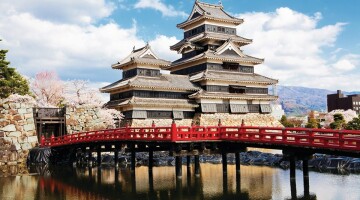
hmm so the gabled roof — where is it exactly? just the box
[169,48,263,69]
[189,70,278,85]
[170,32,252,51]
[112,43,170,69]
[177,41,204,54]
[105,96,199,109]
[189,89,278,100]
[100,74,201,93]
[177,1,243,29]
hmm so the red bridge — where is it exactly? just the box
[40,121,360,180]
[41,122,360,153]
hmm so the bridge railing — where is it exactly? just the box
[218,126,360,151]
[40,123,360,151]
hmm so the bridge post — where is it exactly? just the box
[114,146,119,167]
[194,155,200,176]
[171,120,177,142]
[130,143,136,173]
[290,156,296,180]
[148,150,153,171]
[97,147,101,166]
[175,156,182,178]
[88,149,93,167]
[303,158,310,197]
[186,155,191,169]
[235,152,241,173]
[222,152,227,174]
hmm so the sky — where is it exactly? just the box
[0,0,359,91]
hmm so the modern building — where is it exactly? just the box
[101,0,279,126]
[327,90,360,114]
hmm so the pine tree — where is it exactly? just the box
[346,115,360,130]
[306,118,319,128]
[0,40,31,98]
[330,113,346,130]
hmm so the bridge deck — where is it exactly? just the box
[41,123,360,155]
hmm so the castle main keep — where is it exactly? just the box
[101,1,280,127]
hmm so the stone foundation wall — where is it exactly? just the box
[194,113,283,127]
[66,106,109,134]
[125,113,282,128]
[0,102,38,165]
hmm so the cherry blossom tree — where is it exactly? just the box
[323,109,357,128]
[64,80,103,106]
[31,71,65,107]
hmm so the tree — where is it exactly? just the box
[324,109,357,128]
[31,71,65,107]
[280,115,295,127]
[64,80,104,106]
[0,40,31,98]
[346,115,360,130]
[330,113,346,130]
[306,118,319,128]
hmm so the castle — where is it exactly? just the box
[100,1,280,127]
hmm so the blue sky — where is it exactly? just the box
[0,0,359,91]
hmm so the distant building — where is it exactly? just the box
[327,90,360,114]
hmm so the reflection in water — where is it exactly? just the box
[2,164,360,199]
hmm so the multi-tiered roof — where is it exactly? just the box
[167,0,278,114]
[102,0,279,121]
[101,44,199,119]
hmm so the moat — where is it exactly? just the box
[1,164,360,200]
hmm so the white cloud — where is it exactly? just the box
[134,0,187,17]
[236,7,360,91]
[0,0,115,25]
[150,35,180,61]
[332,54,359,71]
[0,2,179,82]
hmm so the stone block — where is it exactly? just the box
[18,108,27,114]
[21,143,32,150]
[0,120,10,127]
[26,136,38,143]
[10,143,21,151]
[26,118,34,124]
[15,125,23,132]
[24,113,33,119]
[8,131,21,137]
[1,124,16,132]
[27,108,32,113]
[13,115,23,121]
[9,103,17,109]
[3,104,9,109]
[9,109,18,115]
[25,131,36,137]
[23,124,35,131]
[0,132,4,137]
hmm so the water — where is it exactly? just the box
[1,164,360,200]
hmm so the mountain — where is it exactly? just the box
[277,86,359,116]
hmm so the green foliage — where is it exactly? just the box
[330,113,346,130]
[280,115,295,127]
[306,118,319,128]
[346,115,360,130]
[0,40,31,98]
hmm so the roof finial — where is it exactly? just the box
[132,46,135,52]
[145,41,150,48]
[219,0,222,6]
